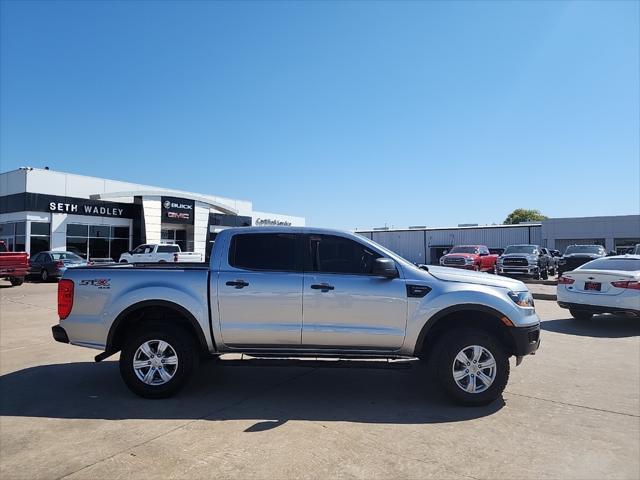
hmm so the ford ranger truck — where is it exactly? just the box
[0,241,28,286]
[52,227,540,406]
[439,245,498,273]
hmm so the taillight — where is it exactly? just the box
[58,279,74,319]
[611,280,640,290]
[558,276,575,285]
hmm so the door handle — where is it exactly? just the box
[311,283,334,292]
[226,280,249,289]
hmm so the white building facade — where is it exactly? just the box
[0,168,304,260]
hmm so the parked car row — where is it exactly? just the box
[1,242,204,286]
[438,242,620,282]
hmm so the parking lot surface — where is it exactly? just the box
[1,282,639,480]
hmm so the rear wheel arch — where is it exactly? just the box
[107,300,209,355]
[415,304,515,361]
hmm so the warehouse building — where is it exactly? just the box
[357,215,640,265]
[0,167,304,260]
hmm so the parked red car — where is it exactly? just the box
[439,245,498,273]
[0,241,29,286]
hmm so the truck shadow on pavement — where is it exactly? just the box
[0,360,503,427]
[541,315,640,338]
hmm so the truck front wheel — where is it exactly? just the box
[119,325,198,399]
[9,277,24,286]
[432,328,510,406]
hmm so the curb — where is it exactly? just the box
[532,293,557,301]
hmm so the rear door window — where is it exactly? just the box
[229,233,299,272]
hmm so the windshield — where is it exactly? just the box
[51,252,83,261]
[579,258,640,272]
[449,246,478,254]
[504,246,537,255]
[565,245,604,255]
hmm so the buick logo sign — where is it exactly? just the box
[163,200,171,209]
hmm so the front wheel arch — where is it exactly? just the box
[415,305,515,361]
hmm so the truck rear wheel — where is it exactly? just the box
[432,328,510,406]
[9,277,24,286]
[119,325,198,399]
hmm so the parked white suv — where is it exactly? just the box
[119,243,203,263]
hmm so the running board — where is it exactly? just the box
[218,356,415,370]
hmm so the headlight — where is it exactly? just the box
[464,258,474,264]
[508,291,535,308]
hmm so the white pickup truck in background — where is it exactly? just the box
[118,243,203,263]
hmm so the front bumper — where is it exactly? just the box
[509,324,541,356]
[51,325,69,343]
[497,265,538,277]
[557,302,640,317]
[441,264,477,270]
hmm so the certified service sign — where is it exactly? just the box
[161,197,195,224]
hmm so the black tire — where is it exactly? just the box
[40,269,49,282]
[9,277,24,286]
[548,266,556,277]
[541,267,549,280]
[119,324,199,399]
[431,328,510,406]
[533,268,540,280]
[570,309,593,321]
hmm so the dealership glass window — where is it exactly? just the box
[614,238,640,254]
[66,223,130,260]
[161,228,188,252]
[67,237,88,258]
[29,222,50,255]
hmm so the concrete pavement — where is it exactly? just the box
[1,282,638,480]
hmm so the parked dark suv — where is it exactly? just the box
[557,244,607,277]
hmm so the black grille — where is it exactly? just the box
[443,257,465,266]
[503,257,528,266]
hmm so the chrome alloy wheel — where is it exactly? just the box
[133,340,179,385]
[452,345,497,394]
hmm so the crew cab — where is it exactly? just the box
[52,227,540,406]
[439,245,498,273]
[119,243,203,264]
[0,241,28,286]
[497,244,552,280]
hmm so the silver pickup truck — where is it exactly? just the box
[52,227,540,406]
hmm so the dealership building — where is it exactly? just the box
[357,215,640,265]
[0,167,304,260]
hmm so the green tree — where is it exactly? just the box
[503,209,548,225]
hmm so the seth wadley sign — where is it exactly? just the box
[49,202,124,217]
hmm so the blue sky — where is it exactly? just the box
[1,0,638,229]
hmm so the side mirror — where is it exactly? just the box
[372,258,398,278]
